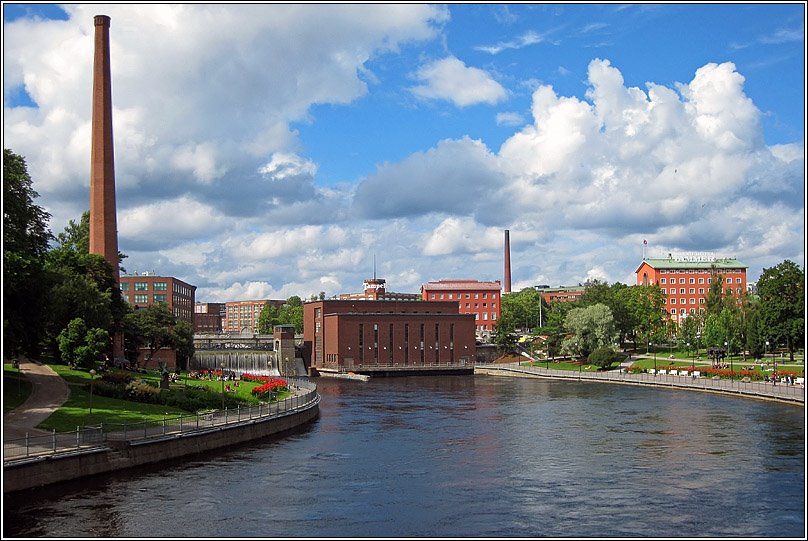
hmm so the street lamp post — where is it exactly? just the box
[13,358,21,393]
[220,362,226,410]
[650,342,656,375]
[89,369,96,415]
[765,340,770,382]
[725,340,732,382]
[687,342,693,373]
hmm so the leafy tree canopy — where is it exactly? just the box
[3,149,53,358]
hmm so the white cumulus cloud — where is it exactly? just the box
[409,56,508,107]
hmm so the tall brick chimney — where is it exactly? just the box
[89,15,124,361]
[89,14,119,281]
[504,229,512,293]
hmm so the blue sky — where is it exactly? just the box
[3,3,805,303]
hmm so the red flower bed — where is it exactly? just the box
[241,373,288,399]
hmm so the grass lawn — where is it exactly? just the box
[4,363,32,413]
[176,373,291,403]
[525,360,618,372]
[37,364,291,432]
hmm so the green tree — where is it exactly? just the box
[757,260,805,362]
[678,314,702,357]
[561,303,618,359]
[588,346,618,370]
[624,284,666,349]
[43,246,125,360]
[580,280,635,347]
[744,302,766,360]
[498,288,544,334]
[279,295,304,333]
[257,302,281,334]
[3,149,53,358]
[53,209,127,273]
[492,318,518,350]
[55,210,90,254]
[705,270,727,315]
[541,308,567,360]
[57,317,110,369]
[172,320,195,371]
[123,303,176,366]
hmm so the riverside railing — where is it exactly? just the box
[476,363,805,403]
[3,377,319,463]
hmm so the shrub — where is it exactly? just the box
[101,370,134,385]
[589,347,618,369]
[91,380,128,400]
[125,380,160,403]
[161,386,228,412]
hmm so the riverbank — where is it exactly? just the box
[3,360,321,493]
[3,389,320,493]
[475,362,804,405]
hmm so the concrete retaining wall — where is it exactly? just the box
[4,400,319,494]
[475,365,804,405]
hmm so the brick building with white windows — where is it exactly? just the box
[119,273,196,326]
[420,279,502,332]
[635,255,748,323]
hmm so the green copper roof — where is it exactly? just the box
[639,257,748,270]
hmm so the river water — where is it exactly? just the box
[4,375,805,538]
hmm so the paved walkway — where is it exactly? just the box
[3,359,70,442]
[477,362,805,404]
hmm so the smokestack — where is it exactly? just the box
[89,14,119,281]
[89,15,124,361]
[504,229,512,293]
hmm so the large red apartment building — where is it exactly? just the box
[635,256,748,323]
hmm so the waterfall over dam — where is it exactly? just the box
[191,350,281,377]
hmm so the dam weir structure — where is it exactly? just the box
[192,350,281,377]
[191,325,308,377]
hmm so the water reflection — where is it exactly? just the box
[3,376,804,538]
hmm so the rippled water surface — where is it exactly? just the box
[4,376,805,538]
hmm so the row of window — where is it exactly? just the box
[670,308,703,316]
[461,302,497,309]
[131,294,168,303]
[121,281,168,291]
[660,277,742,285]
[657,269,743,274]
[429,292,498,300]
[473,312,497,321]
[666,298,703,305]
[662,287,743,297]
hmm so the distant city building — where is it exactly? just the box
[119,273,196,326]
[303,299,477,373]
[635,254,748,323]
[194,302,225,333]
[223,299,285,334]
[535,286,586,304]
[119,272,196,369]
[420,279,501,332]
[339,278,420,301]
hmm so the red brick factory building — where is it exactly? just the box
[302,299,477,376]
[420,279,502,333]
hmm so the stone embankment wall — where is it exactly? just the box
[4,400,319,493]
[475,364,804,405]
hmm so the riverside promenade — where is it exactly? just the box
[3,359,320,492]
[475,361,805,405]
